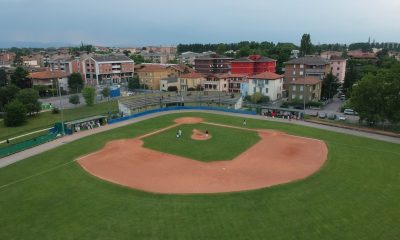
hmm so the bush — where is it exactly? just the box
[4,100,27,127]
[69,95,80,106]
[52,107,60,114]
[16,88,41,115]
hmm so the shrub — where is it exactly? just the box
[52,107,60,114]
[4,100,27,127]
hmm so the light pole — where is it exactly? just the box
[57,78,65,135]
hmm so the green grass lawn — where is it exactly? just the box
[143,123,260,162]
[0,112,400,240]
[0,100,118,141]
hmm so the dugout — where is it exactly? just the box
[260,107,304,119]
[55,115,107,135]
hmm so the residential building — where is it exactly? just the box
[83,54,134,86]
[286,76,322,103]
[140,52,176,64]
[320,51,342,59]
[231,55,276,75]
[216,73,248,93]
[160,76,178,91]
[203,74,220,91]
[135,64,172,90]
[179,51,200,65]
[284,56,330,84]
[49,58,84,77]
[177,72,205,92]
[246,72,284,101]
[0,52,16,66]
[347,50,378,60]
[194,54,233,74]
[28,70,70,92]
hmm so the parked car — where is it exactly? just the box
[344,108,357,115]
[318,112,327,118]
[337,115,347,120]
[340,94,346,100]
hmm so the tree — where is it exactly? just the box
[128,76,140,90]
[129,54,145,64]
[16,88,41,115]
[68,73,84,93]
[4,100,27,127]
[299,34,313,57]
[250,92,263,104]
[123,50,131,57]
[11,67,29,88]
[216,43,227,55]
[82,86,96,106]
[69,95,80,107]
[0,68,7,87]
[101,87,110,99]
[350,73,385,123]
[0,85,20,111]
[321,72,340,99]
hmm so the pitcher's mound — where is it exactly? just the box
[174,117,204,124]
[191,129,211,140]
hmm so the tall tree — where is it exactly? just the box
[68,73,84,93]
[82,86,96,106]
[4,100,27,127]
[0,85,20,111]
[299,34,313,57]
[321,72,340,99]
[16,88,41,115]
[0,68,7,87]
[11,67,29,88]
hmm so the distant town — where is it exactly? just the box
[1,36,400,129]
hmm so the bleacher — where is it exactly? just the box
[119,91,240,111]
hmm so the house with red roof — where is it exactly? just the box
[28,70,70,92]
[231,55,276,75]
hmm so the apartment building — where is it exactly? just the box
[319,52,347,83]
[231,55,276,75]
[286,76,322,103]
[0,51,16,66]
[284,56,330,83]
[83,55,134,86]
[194,54,233,74]
[49,58,84,77]
[215,73,248,93]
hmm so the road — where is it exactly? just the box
[1,109,399,169]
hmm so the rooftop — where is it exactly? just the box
[28,70,69,79]
[250,72,283,80]
[285,56,330,65]
[92,54,133,62]
[179,72,205,79]
[232,55,276,63]
[287,76,322,85]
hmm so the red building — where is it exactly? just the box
[231,55,276,75]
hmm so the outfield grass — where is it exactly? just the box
[0,112,399,239]
[0,100,118,141]
[143,123,260,161]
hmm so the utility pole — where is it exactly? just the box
[57,79,65,135]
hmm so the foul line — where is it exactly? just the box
[1,122,183,190]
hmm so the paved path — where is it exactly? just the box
[1,110,399,169]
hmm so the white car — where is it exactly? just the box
[338,115,347,120]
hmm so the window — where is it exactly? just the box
[300,64,304,68]
[293,71,296,75]
[337,67,340,70]
[292,86,296,91]
[300,86,304,91]
[299,94,303,100]
[300,71,304,76]
[292,94,296,99]
[264,88,268,93]
[293,64,296,68]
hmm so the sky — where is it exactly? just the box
[1,0,399,47]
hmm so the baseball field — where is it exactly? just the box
[1,112,399,239]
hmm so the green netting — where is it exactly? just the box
[0,134,57,158]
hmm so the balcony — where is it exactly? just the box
[305,69,325,75]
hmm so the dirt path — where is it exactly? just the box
[78,117,328,194]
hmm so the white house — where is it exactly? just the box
[247,72,283,101]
